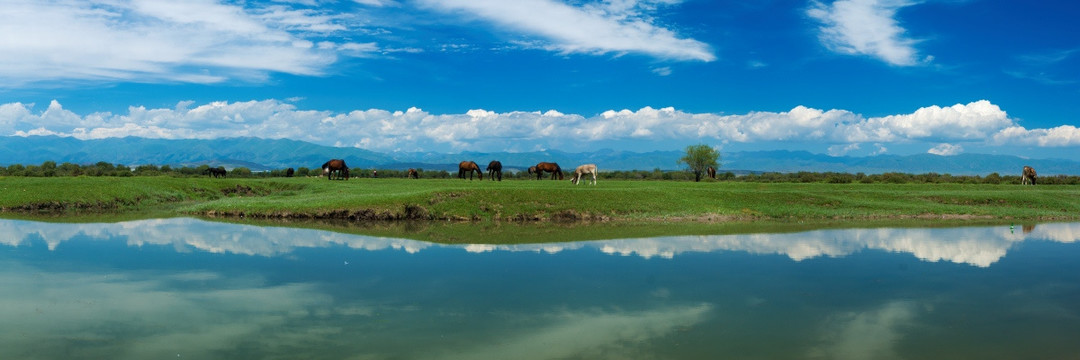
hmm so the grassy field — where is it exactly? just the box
[1,176,1078,224]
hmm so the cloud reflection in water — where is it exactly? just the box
[2,218,1076,267]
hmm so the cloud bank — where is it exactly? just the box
[2,99,1078,154]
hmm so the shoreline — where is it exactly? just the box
[2,177,1078,225]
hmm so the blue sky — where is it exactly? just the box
[1,0,1078,158]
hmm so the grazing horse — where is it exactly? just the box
[286,168,295,177]
[458,161,483,180]
[707,166,716,179]
[532,162,563,180]
[1022,166,1037,185]
[407,168,419,179]
[486,160,503,181]
[372,169,378,178]
[204,167,226,178]
[321,159,349,180]
[570,164,598,185]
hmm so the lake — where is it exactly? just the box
[2,218,1078,359]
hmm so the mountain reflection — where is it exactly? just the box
[2,218,1077,267]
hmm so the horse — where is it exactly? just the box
[532,162,563,180]
[1022,166,1037,185]
[286,168,294,177]
[570,164,597,185]
[321,159,349,180]
[204,167,226,178]
[372,169,378,178]
[407,168,419,179]
[458,161,483,180]
[707,166,716,179]
[486,160,503,181]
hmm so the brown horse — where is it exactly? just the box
[322,159,349,180]
[532,162,563,180]
[286,167,294,177]
[458,161,483,180]
[707,166,716,179]
[1022,166,1037,185]
[486,160,503,181]
[407,168,419,179]
[570,164,597,185]
[204,167,226,178]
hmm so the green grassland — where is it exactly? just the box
[2,176,1077,225]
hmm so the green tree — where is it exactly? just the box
[231,167,252,177]
[676,144,721,182]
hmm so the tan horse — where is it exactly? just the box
[458,161,483,180]
[1022,166,1037,185]
[570,164,597,185]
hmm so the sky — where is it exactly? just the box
[1,0,1078,158]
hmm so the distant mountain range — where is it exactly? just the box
[1,136,1077,175]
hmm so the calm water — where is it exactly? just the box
[2,218,1079,359]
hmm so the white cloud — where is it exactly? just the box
[353,0,400,6]
[0,0,345,86]
[419,0,715,61]
[808,0,926,66]
[440,304,712,360]
[992,125,1080,147]
[841,100,1012,142]
[829,143,861,156]
[813,301,919,360]
[1,99,1075,154]
[927,143,962,156]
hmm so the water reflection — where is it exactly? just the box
[2,218,1077,267]
[2,218,1079,359]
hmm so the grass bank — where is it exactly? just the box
[1,176,1078,222]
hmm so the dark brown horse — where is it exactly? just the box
[1022,165,1037,185]
[322,159,349,180]
[204,167,226,178]
[486,160,503,181]
[407,168,419,179]
[458,161,483,180]
[532,162,563,180]
[286,168,294,177]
